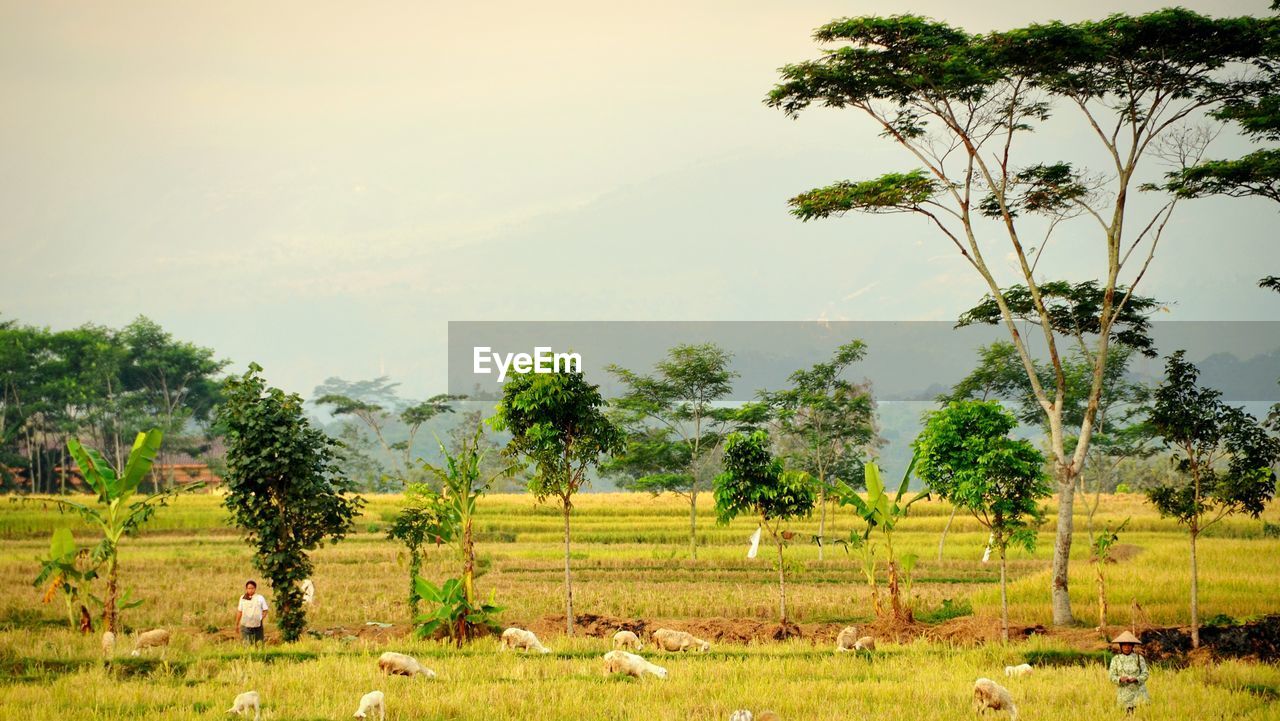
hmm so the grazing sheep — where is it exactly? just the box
[353,690,385,721]
[973,678,1018,721]
[730,712,781,721]
[1004,663,1033,678]
[101,630,115,656]
[651,628,710,653]
[226,691,260,721]
[377,651,436,678]
[835,626,860,652]
[129,628,170,656]
[612,630,644,651]
[300,578,315,605]
[854,636,876,651]
[603,650,668,679]
[501,627,551,654]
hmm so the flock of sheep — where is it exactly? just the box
[114,624,1031,720]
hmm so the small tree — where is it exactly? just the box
[714,430,816,625]
[218,364,364,642]
[914,401,1051,641]
[608,343,738,560]
[492,369,623,636]
[765,341,877,561]
[1146,351,1280,648]
[386,483,449,617]
[32,429,186,633]
[1089,519,1129,629]
[33,527,99,631]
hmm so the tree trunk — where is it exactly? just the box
[689,487,698,560]
[1189,528,1200,649]
[1050,464,1077,625]
[776,535,787,624]
[408,547,421,617]
[463,516,477,606]
[562,502,574,636]
[1095,559,1108,629]
[999,544,1009,643]
[104,554,119,634]
[937,505,958,563]
[817,492,827,562]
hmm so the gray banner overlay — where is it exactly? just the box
[448,321,1280,403]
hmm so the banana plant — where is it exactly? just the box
[28,429,197,633]
[412,576,503,647]
[32,527,98,630]
[836,453,927,621]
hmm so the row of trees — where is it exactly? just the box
[1,316,225,493]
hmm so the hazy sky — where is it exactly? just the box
[2,0,1277,400]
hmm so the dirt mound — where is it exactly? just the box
[525,613,843,644]
[1141,616,1280,663]
[921,616,1052,646]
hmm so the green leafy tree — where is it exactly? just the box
[607,343,738,559]
[492,369,623,636]
[31,429,186,633]
[217,364,365,642]
[767,8,1275,626]
[914,401,1051,641]
[1145,351,1280,648]
[765,340,877,560]
[714,430,816,625]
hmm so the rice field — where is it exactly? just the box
[1,491,1278,720]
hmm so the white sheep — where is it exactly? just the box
[101,630,116,656]
[130,628,171,656]
[377,651,436,678]
[854,636,876,651]
[835,626,859,652]
[353,690,384,721]
[1004,663,1033,678]
[603,650,668,679]
[500,627,551,654]
[300,578,316,605]
[226,691,260,721]
[651,628,710,653]
[730,712,781,721]
[612,629,644,651]
[973,678,1018,721]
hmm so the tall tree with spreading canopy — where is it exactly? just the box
[492,369,623,636]
[914,401,1051,641]
[763,340,877,560]
[218,364,364,642]
[714,430,816,626]
[607,343,738,559]
[767,9,1277,624]
[1145,351,1279,648]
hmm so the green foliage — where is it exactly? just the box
[714,431,815,525]
[835,459,925,618]
[411,576,503,648]
[32,527,99,629]
[956,282,1160,359]
[1146,351,1280,528]
[789,171,941,220]
[493,370,623,505]
[386,483,450,616]
[217,364,364,642]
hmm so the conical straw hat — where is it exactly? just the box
[1111,630,1143,645]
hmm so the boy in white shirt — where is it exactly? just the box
[235,580,269,645]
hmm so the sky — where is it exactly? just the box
[2,0,1277,401]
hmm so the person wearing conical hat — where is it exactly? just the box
[1108,631,1150,714]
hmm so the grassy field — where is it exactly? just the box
[2,491,1278,720]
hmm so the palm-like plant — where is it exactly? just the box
[837,456,926,621]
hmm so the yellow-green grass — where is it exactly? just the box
[2,492,1279,720]
[3,629,1279,721]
